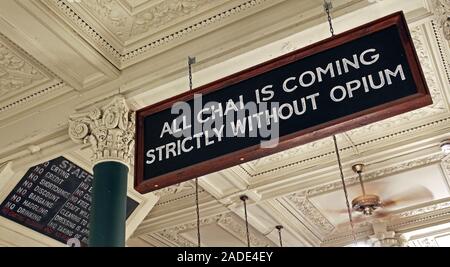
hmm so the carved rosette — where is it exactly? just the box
[68,95,135,166]
[434,0,450,40]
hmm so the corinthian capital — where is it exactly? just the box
[434,0,450,40]
[68,95,135,166]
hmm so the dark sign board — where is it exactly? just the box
[0,157,139,246]
[135,12,431,193]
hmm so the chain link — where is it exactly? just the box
[324,0,335,37]
[188,6,352,248]
[324,0,356,244]
[188,56,201,247]
[195,178,201,247]
[188,56,195,91]
[333,135,356,242]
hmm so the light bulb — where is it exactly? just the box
[441,140,450,154]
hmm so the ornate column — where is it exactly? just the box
[68,95,135,247]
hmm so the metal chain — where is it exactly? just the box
[332,135,356,242]
[276,225,283,247]
[324,0,356,244]
[240,195,251,247]
[188,56,201,247]
[195,178,201,247]
[188,56,195,92]
[324,0,335,37]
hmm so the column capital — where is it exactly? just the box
[68,95,135,167]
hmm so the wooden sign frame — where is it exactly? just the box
[135,11,431,193]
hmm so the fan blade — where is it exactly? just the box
[364,181,405,197]
[363,180,390,193]
[335,215,367,230]
[323,207,354,214]
[372,210,391,219]
[381,186,433,208]
[351,215,368,224]
[381,199,396,208]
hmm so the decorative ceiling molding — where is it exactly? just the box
[82,0,217,41]
[152,212,273,247]
[0,32,66,116]
[390,203,450,234]
[115,0,164,14]
[433,0,450,41]
[153,180,195,197]
[408,236,439,247]
[244,114,450,178]
[43,0,269,68]
[322,199,450,246]
[153,180,206,206]
[0,82,65,114]
[292,153,444,198]
[217,213,274,247]
[249,136,337,169]
[242,118,450,178]
[0,0,448,247]
[441,155,450,184]
[431,20,450,84]
[280,153,447,244]
[396,200,450,218]
[284,195,334,234]
[156,214,223,247]
[0,41,47,98]
[405,221,450,247]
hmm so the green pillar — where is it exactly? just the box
[68,95,135,247]
[89,161,129,247]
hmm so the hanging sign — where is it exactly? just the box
[0,157,139,246]
[134,12,431,193]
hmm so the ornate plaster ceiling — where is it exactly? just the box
[126,3,450,246]
[0,0,449,247]
[39,0,365,68]
[0,32,67,121]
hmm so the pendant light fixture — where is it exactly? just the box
[275,225,284,247]
[441,140,450,154]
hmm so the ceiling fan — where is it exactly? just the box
[331,163,434,222]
